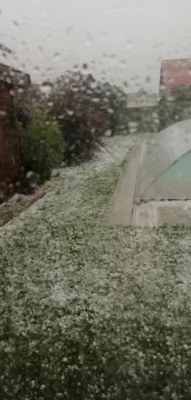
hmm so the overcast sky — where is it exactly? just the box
[1,0,191,93]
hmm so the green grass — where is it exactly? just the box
[0,143,191,399]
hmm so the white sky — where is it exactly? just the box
[1,0,191,93]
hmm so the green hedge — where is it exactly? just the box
[19,112,64,182]
[127,106,159,133]
[158,100,191,131]
[116,106,159,134]
[119,101,191,135]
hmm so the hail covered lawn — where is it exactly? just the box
[0,135,191,400]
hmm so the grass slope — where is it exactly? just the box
[0,136,191,400]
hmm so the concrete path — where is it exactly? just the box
[105,145,141,226]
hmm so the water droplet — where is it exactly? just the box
[126,39,133,49]
[82,63,88,70]
[101,31,107,38]
[85,33,93,48]
[66,109,74,116]
[40,82,52,96]
[145,76,151,84]
[0,110,7,117]
[53,52,60,62]
[90,81,97,90]
[12,20,19,27]
[18,79,24,86]
[66,26,73,35]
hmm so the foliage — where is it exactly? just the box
[126,106,159,133]
[48,72,106,164]
[14,82,49,111]
[19,112,63,182]
[158,96,191,130]
[16,106,31,128]
[47,70,128,163]
[49,71,110,133]
[166,85,191,102]
[58,113,102,165]
[98,81,127,134]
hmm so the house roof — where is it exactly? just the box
[160,58,191,92]
[0,62,30,88]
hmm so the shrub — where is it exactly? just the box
[58,112,102,165]
[48,73,108,165]
[98,82,127,134]
[47,71,129,164]
[19,112,64,182]
[158,97,191,131]
[16,106,31,128]
[49,72,127,138]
